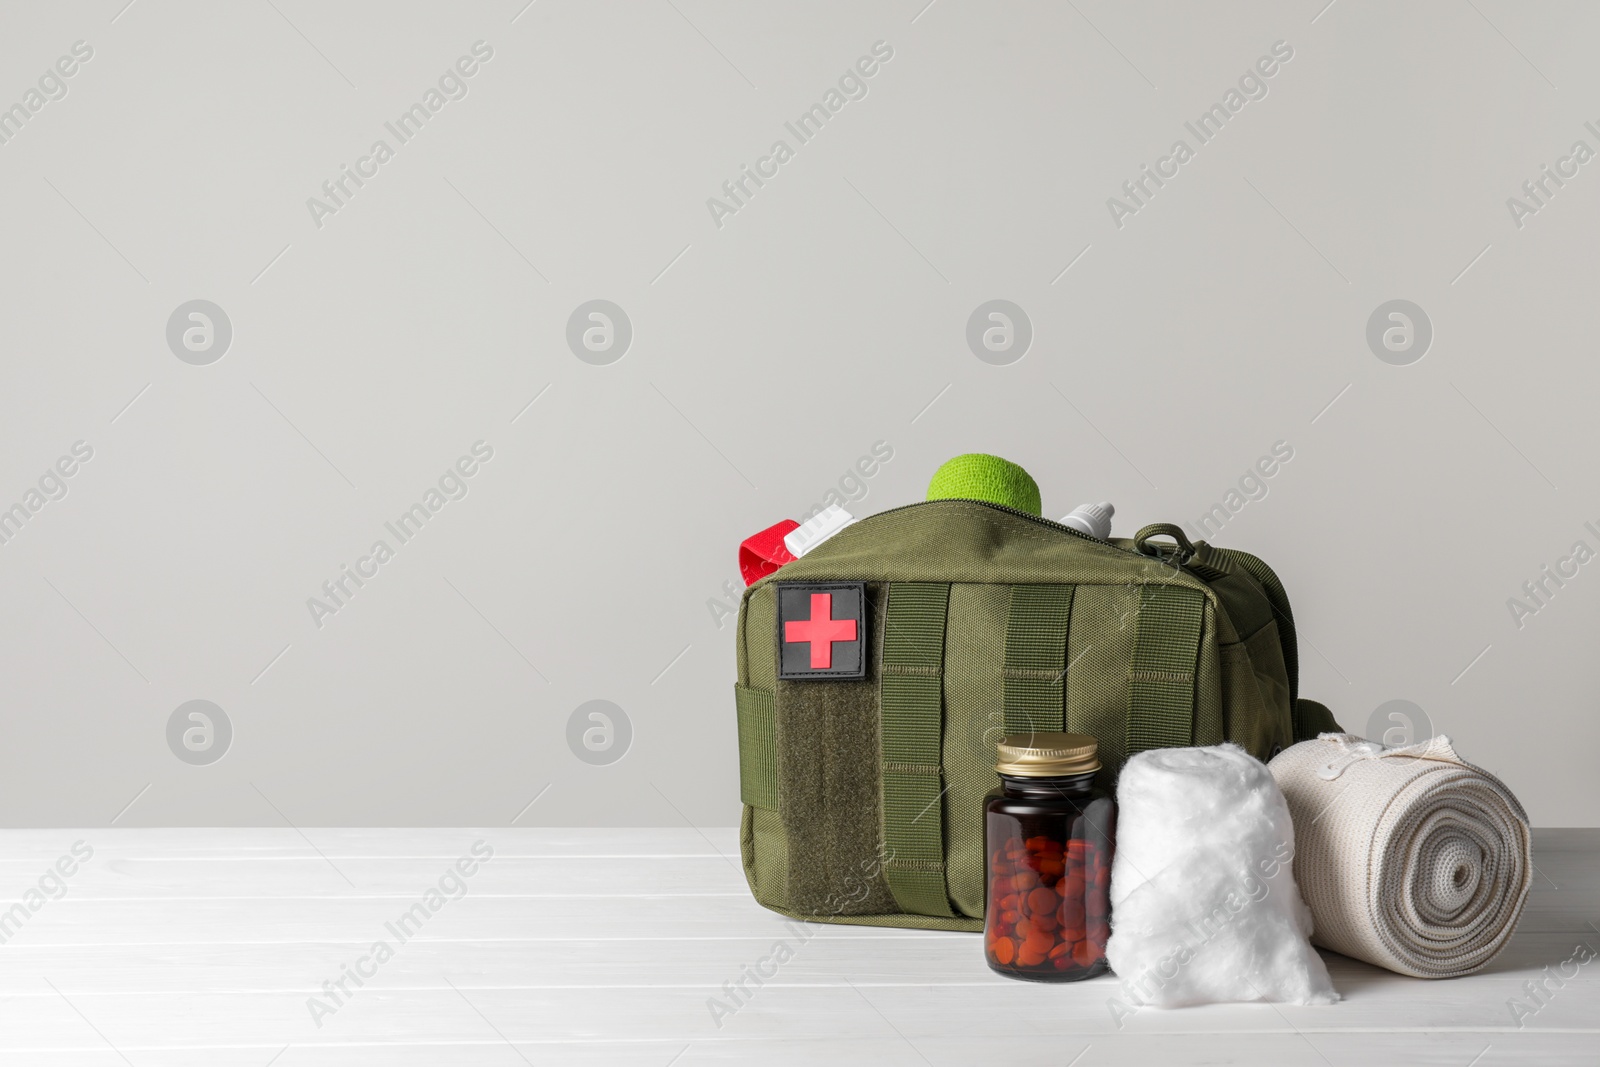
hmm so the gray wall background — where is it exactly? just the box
[2,0,1597,828]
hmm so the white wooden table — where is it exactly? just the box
[0,827,1593,1065]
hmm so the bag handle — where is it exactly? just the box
[1132,523,1197,566]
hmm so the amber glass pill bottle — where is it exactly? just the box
[983,732,1116,982]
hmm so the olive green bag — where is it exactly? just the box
[733,497,1342,931]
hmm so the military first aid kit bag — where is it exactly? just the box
[732,490,1341,931]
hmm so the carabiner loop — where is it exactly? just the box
[1132,523,1197,567]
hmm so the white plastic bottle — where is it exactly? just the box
[1061,502,1114,540]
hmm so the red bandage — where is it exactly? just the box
[739,520,799,586]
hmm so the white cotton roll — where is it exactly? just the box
[1105,743,1338,1007]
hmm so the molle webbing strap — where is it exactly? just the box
[734,685,778,810]
[878,582,955,917]
[1126,583,1204,754]
[1003,585,1074,734]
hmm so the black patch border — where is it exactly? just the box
[776,581,868,681]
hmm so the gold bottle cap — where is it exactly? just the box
[995,732,1100,777]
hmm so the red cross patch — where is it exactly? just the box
[777,582,867,680]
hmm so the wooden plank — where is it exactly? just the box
[2,823,1564,863]
[0,855,749,900]
[9,1033,1600,1067]
[0,895,930,944]
[1,913,951,952]
[0,982,1595,1051]
[0,827,743,860]
[0,928,1594,994]
[1,882,1592,943]
[6,1033,1597,1067]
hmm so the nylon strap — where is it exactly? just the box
[1126,583,1204,754]
[1003,584,1074,734]
[734,685,778,810]
[878,582,955,917]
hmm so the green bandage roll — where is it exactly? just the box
[926,454,1041,516]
